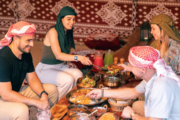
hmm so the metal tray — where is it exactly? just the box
[66,88,107,106]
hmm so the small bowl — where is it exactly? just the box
[67,104,89,117]
[104,76,121,88]
[77,77,96,89]
[108,98,133,112]
[70,112,96,120]
[92,106,107,116]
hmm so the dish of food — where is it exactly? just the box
[67,104,89,117]
[70,89,91,104]
[70,113,95,120]
[102,65,123,75]
[77,76,96,88]
[66,88,107,106]
[92,106,107,116]
[99,112,119,120]
[106,66,119,74]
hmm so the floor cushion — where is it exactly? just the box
[84,33,120,51]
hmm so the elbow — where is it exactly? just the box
[0,94,9,101]
[55,56,61,60]
[55,55,60,60]
[55,54,62,60]
[131,95,138,100]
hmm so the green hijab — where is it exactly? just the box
[150,14,180,42]
[54,6,77,54]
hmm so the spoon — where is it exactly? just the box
[84,109,97,120]
[92,64,107,71]
[74,95,87,105]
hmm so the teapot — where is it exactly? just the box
[93,51,104,70]
[104,49,113,66]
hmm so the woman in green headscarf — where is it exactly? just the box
[35,6,92,100]
[150,14,180,76]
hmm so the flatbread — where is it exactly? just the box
[50,104,67,120]
[99,112,116,120]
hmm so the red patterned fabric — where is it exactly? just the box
[0,21,36,49]
[128,46,160,68]
[84,33,121,51]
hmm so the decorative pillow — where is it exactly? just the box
[84,33,120,51]
[70,49,104,69]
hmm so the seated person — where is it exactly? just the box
[0,21,58,120]
[150,14,180,75]
[35,6,92,100]
[87,46,180,120]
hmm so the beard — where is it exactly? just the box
[18,45,30,53]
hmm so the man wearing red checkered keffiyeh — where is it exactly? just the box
[87,46,180,120]
[0,21,36,49]
[0,21,58,120]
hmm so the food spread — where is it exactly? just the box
[69,89,107,105]
[78,76,96,88]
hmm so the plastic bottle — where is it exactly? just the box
[36,109,51,120]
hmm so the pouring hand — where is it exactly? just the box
[117,63,132,72]
[78,56,92,65]
[86,89,102,99]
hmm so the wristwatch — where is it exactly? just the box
[130,112,137,119]
[74,56,78,61]
[39,91,48,98]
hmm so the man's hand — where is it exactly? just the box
[35,99,50,110]
[38,94,50,110]
[117,63,131,72]
[86,89,102,99]
[122,106,135,118]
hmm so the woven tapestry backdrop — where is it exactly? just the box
[0,0,180,43]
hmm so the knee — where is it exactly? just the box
[132,101,140,110]
[46,84,58,94]
[62,75,75,86]
[44,84,58,100]
[132,101,145,116]
[16,103,29,119]
[73,69,83,80]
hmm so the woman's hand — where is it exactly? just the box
[118,63,132,72]
[78,56,92,65]
[67,62,77,68]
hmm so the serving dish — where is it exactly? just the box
[104,76,121,88]
[77,76,96,89]
[66,88,107,106]
[70,112,95,120]
[108,98,134,112]
[67,104,89,117]
[99,112,120,120]
[92,106,107,116]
